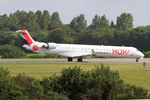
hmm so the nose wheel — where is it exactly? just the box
[136,58,139,62]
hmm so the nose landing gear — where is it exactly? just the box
[136,58,139,62]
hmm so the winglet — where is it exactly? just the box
[91,49,96,56]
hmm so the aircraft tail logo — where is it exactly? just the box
[16,29,34,45]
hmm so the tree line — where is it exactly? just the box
[0,10,150,58]
[0,65,150,100]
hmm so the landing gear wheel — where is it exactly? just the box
[136,59,139,62]
[68,57,73,62]
[77,58,83,62]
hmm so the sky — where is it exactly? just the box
[0,0,149,26]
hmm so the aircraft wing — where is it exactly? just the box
[58,52,92,57]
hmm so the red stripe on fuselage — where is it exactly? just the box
[21,30,33,45]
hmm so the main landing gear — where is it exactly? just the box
[67,57,83,62]
[77,57,83,62]
[68,57,73,62]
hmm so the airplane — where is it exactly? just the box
[16,29,144,62]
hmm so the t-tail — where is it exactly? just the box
[17,29,45,52]
[16,29,35,45]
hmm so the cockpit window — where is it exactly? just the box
[136,49,140,52]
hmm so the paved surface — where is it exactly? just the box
[0,58,149,63]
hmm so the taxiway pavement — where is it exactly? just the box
[0,58,149,63]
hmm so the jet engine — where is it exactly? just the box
[42,43,56,49]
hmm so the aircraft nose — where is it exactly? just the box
[139,51,144,59]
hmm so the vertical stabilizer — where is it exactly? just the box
[16,29,34,45]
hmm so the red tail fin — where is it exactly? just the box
[16,29,34,45]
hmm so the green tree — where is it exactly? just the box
[14,74,69,100]
[40,10,51,30]
[110,21,115,28]
[119,84,149,99]
[42,65,117,99]
[44,91,69,100]
[90,15,101,29]
[0,31,17,45]
[0,67,27,100]
[32,30,48,42]
[127,26,150,51]
[90,15,109,30]
[26,11,40,31]
[100,15,109,28]
[35,10,43,30]
[116,13,133,30]
[42,65,150,99]
[9,13,19,31]
[15,74,44,99]
[0,45,26,58]
[14,11,28,30]
[0,14,12,31]
[75,30,93,44]
[110,30,130,46]
[70,14,87,33]
[47,26,74,43]
[49,12,62,30]
[1,10,150,51]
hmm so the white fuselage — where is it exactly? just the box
[16,29,144,61]
[29,42,144,59]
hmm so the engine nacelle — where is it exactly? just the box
[42,43,56,49]
[48,43,57,49]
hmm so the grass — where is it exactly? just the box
[0,61,150,92]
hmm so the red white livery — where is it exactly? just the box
[16,29,144,62]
